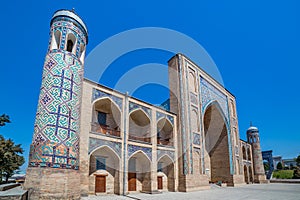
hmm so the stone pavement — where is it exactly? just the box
[81,183,300,200]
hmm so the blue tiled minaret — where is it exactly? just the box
[24,9,88,199]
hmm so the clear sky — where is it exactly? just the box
[0,1,299,170]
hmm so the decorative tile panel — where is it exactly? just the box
[156,111,174,126]
[128,144,152,161]
[129,102,151,118]
[157,149,175,161]
[92,88,123,110]
[89,138,122,158]
[200,77,229,122]
[193,133,201,145]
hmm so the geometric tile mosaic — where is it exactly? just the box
[156,111,174,126]
[89,138,122,158]
[128,144,152,161]
[92,89,123,110]
[157,149,175,162]
[129,102,151,118]
[200,77,229,122]
[29,51,83,170]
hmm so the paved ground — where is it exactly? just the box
[81,183,300,200]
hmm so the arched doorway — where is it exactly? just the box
[157,155,175,192]
[244,165,249,184]
[92,98,121,137]
[249,166,253,183]
[129,109,151,143]
[203,103,232,185]
[89,146,120,194]
[128,151,151,192]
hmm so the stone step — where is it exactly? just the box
[0,183,20,191]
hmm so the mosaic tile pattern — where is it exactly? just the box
[89,138,122,158]
[157,149,175,161]
[156,111,174,126]
[193,133,201,145]
[92,89,123,110]
[128,144,152,161]
[200,77,229,122]
[29,52,83,170]
[129,102,151,118]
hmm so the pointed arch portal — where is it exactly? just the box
[203,103,233,185]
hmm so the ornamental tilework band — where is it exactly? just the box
[156,111,174,125]
[89,138,122,158]
[129,102,151,118]
[29,52,83,170]
[200,77,229,122]
[92,88,123,110]
[128,144,152,161]
[157,149,175,161]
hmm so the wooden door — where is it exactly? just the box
[157,176,163,190]
[95,175,106,193]
[128,172,136,191]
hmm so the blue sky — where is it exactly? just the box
[0,1,299,170]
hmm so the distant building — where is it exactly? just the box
[283,159,297,169]
[273,156,283,170]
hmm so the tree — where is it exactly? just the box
[0,114,10,127]
[296,154,300,167]
[277,162,283,170]
[0,136,25,183]
[0,114,24,183]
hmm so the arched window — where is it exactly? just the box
[242,146,246,160]
[247,148,251,161]
[50,30,61,50]
[79,43,85,63]
[66,33,76,53]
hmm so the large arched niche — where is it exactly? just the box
[92,97,121,137]
[128,151,151,192]
[157,117,174,146]
[203,101,233,185]
[157,155,175,192]
[129,109,151,143]
[89,146,120,194]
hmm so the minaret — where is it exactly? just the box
[24,9,88,199]
[247,123,268,183]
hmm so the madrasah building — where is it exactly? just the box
[24,9,268,199]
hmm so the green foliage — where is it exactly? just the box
[296,155,300,166]
[264,162,270,171]
[277,162,283,170]
[293,167,300,179]
[273,170,294,179]
[0,135,25,183]
[0,114,24,183]
[0,114,10,127]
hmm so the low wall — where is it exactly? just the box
[270,179,300,184]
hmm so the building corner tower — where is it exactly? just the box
[247,124,268,184]
[24,9,88,199]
